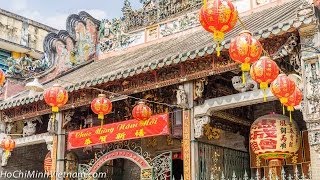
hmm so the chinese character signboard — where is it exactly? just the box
[67,114,169,150]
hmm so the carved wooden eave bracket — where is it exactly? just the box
[193,89,277,138]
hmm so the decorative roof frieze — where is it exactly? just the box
[0,0,312,110]
[122,0,202,32]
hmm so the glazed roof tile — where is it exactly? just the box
[0,0,311,110]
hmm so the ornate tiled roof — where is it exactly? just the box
[0,0,313,110]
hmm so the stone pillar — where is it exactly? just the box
[55,112,66,180]
[182,82,194,180]
[299,3,320,179]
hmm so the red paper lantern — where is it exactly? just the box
[250,56,279,100]
[284,87,303,121]
[1,137,15,158]
[199,0,238,56]
[0,69,5,86]
[91,94,112,121]
[270,74,296,105]
[229,30,262,79]
[132,101,152,121]
[250,114,300,160]
[43,84,68,113]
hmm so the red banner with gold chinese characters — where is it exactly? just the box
[67,114,169,150]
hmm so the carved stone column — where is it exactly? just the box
[55,112,65,180]
[299,3,320,179]
[182,82,194,180]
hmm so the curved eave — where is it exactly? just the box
[0,10,315,110]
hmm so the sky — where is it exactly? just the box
[0,0,142,30]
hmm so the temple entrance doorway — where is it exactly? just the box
[96,158,141,180]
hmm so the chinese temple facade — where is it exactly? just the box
[0,0,319,180]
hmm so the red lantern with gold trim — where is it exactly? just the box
[284,87,302,122]
[270,74,296,105]
[199,0,238,56]
[91,94,112,125]
[132,101,152,121]
[250,56,279,100]
[0,69,5,86]
[43,84,68,113]
[229,30,262,82]
[1,137,15,158]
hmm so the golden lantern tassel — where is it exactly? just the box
[100,120,103,127]
[242,72,246,84]
[288,106,294,123]
[261,89,267,102]
[5,150,9,159]
[260,82,268,102]
[290,111,292,123]
[282,104,285,115]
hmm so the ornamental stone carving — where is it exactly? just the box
[194,78,207,103]
[122,0,202,32]
[194,115,210,138]
[159,12,199,37]
[232,72,258,92]
[6,56,50,79]
[64,110,75,126]
[176,85,188,108]
[98,19,141,53]
[22,121,37,137]
[272,34,301,73]
[22,116,42,137]
[47,114,58,134]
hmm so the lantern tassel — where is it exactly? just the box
[242,72,246,84]
[213,31,224,57]
[100,120,103,127]
[215,43,220,57]
[290,111,292,123]
[52,106,59,113]
[282,104,285,115]
[203,0,207,7]
[288,106,294,123]
[241,63,250,85]
[260,82,268,102]
[5,150,9,159]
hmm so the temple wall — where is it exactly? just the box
[0,143,49,180]
[0,9,55,52]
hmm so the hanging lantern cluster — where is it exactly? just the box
[250,56,280,101]
[91,94,112,125]
[199,0,238,56]
[270,74,302,121]
[132,101,152,122]
[43,84,68,113]
[1,137,15,158]
[229,30,262,83]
